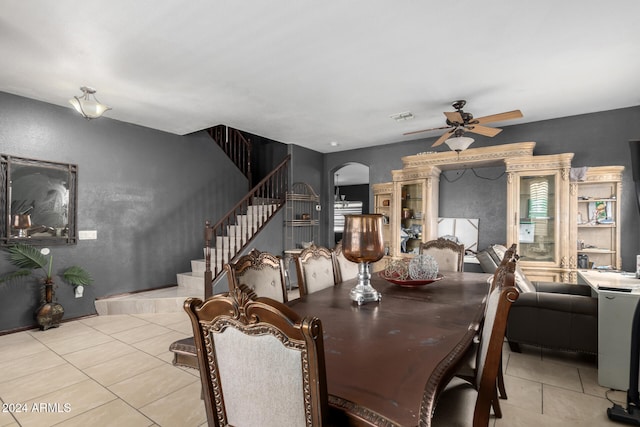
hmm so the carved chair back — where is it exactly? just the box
[295,244,339,296]
[184,288,329,427]
[471,276,519,425]
[419,237,465,272]
[332,241,359,283]
[225,248,288,303]
[490,244,517,291]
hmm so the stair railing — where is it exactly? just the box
[208,125,252,187]
[203,154,290,298]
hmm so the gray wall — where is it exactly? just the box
[289,144,325,245]
[0,92,248,331]
[324,106,640,272]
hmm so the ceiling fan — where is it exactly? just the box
[404,100,523,148]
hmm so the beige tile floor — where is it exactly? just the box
[0,313,630,426]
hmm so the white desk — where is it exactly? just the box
[578,270,640,390]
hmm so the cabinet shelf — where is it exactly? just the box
[285,182,319,250]
[575,166,624,272]
[578,198,617,203]
[579,248,615,254]
[285,220,319,227]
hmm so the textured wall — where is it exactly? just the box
[0,92,248,331]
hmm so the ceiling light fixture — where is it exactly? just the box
[444,129,474,152]
[444,136,474,152]
[69,86,111,119]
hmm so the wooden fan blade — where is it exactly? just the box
[403,125,451,136]
[431,129,455,147]
[444,111,464,124]
[467,124,502,137]
[474,110,523,124]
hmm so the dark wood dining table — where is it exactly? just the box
[287,271,491,427]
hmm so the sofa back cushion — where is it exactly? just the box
[486,244,535,293]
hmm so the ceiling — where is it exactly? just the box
[2,1,640,154]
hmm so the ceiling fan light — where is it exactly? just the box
[444,136,474,152]
[69,86,111,119]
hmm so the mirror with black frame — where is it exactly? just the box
[1,154,78,245]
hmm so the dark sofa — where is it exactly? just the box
[477,244,598,355]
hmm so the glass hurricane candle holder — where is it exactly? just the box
[12,214,32,238]
[342,214,385,305]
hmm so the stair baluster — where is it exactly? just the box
[203,155,290,298]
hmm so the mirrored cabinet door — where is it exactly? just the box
[506,153,573,282]
[517,174,556,263]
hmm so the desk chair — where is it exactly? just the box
[184,287,333,427]
[226,248,288,303]
[333,241,359,283]
[431,279,520,426]
[420,237,465,272]
[295,245,339,296]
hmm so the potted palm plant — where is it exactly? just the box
[0,243,93,330]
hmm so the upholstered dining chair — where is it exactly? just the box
[420,237,465,272]
[431,275,519,426]
[488,243,516,400]
[332,240,359,283]
[225,248,288,303]
[295,244,340,296]
[184,287,335,427]
[456,250,517,407]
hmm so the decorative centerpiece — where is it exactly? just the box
[409,254,439,279]
[383,258,410,280]
[380,254,442,287]
[342,214,385,305]
[0,243,93,330]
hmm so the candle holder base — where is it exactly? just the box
[349,285,381,305]
[349,262,382,305]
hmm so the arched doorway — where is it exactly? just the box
[332,162,370,244]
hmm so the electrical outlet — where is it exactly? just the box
[78,230,97,240]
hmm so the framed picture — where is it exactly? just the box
[519,223,535,243]
[588,201,613,223]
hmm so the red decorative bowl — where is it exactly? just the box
[378,272,444,288]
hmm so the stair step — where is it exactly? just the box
[177,271,207,293]
[94,286,204,315]
[216,235,247,251]
[246,204,277,216]
[236,214,265,228]
[169,202,278,311]
[226,224,249,238]
[191,259,206,274]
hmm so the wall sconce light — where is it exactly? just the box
[69,86,111,119]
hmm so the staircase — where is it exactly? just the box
[175,202,279,293]
[94,128,290,315]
